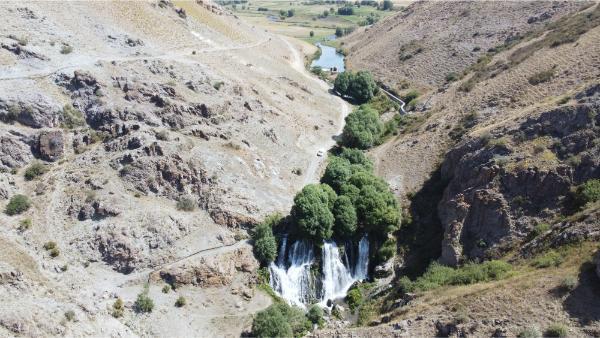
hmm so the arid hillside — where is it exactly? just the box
[323,1,600,336]
[0,0,348,336]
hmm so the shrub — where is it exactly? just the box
[545,323,568,338]
[446,72,459,82]
[528,69,555,85]
[560,276,578,291]
[345,288,362,312]
[176,196,196,211]
[134,289,154,313]
[252,215,280,265]
[112,298,124,318]
[162,285,171,293]
[307,305,324,327]
[254,236,278,265]
[61,104,86,129]
[5,195,31,215]
[44,241,57,250]
[530,223,550,238]
[337,6,354,15]
[60,44,73,54]
[341,105,383,149]
[518,326,542,338]
[292,184,336,241]
[309,31,314,37]
[24,161,48,180]
[175,296,186,307]
[64,310,75,321]
[252,305,293,338]
[574,179,600,208]
[18,218,32,232]
[532,251,563,268]
[377,238,396,262]
[49,247,60,258]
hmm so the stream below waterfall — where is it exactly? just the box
[269,235,369,307]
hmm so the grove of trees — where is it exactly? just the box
[333,70,377,103]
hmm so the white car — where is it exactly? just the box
[317,150,325,157]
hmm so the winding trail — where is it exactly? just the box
[0,39,269,81]
[279,37,351,186]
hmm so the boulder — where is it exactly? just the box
[96,230,142,274]
[37,131,64,161]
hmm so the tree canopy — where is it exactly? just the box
[334,71,377,103]
[292,184,337,241]
[342,105,383,149]
[333,195,358,238]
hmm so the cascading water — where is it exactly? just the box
[269,235,369,307]
[269,238,315,307]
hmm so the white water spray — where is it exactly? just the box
[269,235,369,306]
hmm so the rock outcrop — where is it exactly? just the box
[36,130,64,161]
[439,87,600,265]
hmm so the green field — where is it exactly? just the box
[222,1,405,44]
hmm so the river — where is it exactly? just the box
[310,43,345,72]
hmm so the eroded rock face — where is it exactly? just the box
[37,130,64,161]
[439,88,600,265]
[0,134,32,170]
[0,97,62,128]
[158,246,258,288]
[96,230,142,274]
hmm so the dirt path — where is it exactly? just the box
[279,36,351,186]
[0,39,269,81]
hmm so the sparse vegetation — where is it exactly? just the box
[398,260,512,292]
[60,44,73,54]
[61,104,86,129]
[5,194,31,215]
[531,251,563,268]
[134,287,154,313]
[559,276,577,291]
[544,323,568,338]
[162,285,171,293]
[24,161,48,180]
[528,69,555,85]
[345,287,363,313]
[112,298,124,318]
[176,196,196,211]
[573,179,600,209]
[518,326,542,338]
[18,218,32,232]
[175,296,187,307]
[64,310,75,321]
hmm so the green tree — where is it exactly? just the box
[322,157,352,191]
[134,290,154,313]
[292,184,336,241]
[348,71,377,103]
[342,105,383,149]
[252,306,293,338]
[339,183,361,204]
[382,0,393,10]
[252,214,280,265]
[333,71,352,94]
[355,185,399,236]
[338,147,373,171]
[333,195,358,238]
[335,26,344,37]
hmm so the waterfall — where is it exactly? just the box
[269,235,369,307]
[321,241,355,302]
[269,239,315,307]
[354,235,369,281]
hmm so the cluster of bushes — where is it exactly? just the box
[252,214,280,265]
[573,178,600,209]
[43,241,60,258]
[251,303,323,337]
[359,12,380,26]
[335,26,355,38]
[24,161,48,180]
[398,260,512,292]
[333,70,377,103]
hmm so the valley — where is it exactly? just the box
[0,1,599,338]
